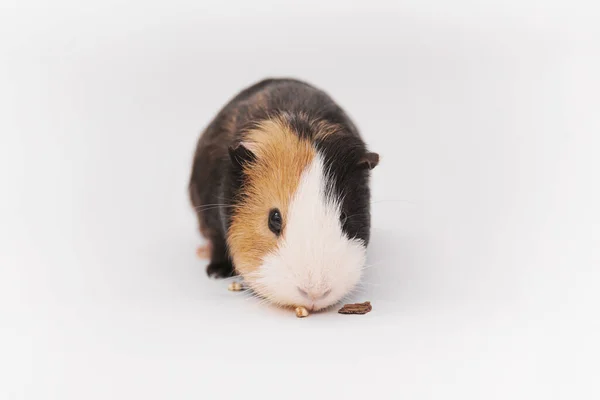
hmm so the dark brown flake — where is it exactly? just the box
[338,301,372,315]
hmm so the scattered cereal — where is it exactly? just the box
[295,306,309,318]
[338,301,372,315]
[228,281,243,291]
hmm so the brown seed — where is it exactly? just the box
[227,281,243,291]
[338,301,372,315]
[295,306,309,318]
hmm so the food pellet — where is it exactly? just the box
[338,301,372,315]
[295,306,309,318]
[228,281,243,291]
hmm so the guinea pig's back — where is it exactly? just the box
[246,78,361,139]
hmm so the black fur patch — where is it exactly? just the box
[315,135,374,246]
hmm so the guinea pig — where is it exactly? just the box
[188,78,379,311]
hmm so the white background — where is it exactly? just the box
[1,1,599,399]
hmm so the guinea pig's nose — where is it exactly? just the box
[297,287,331,300]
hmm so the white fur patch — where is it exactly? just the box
[255,153,366,310]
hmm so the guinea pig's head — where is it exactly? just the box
[226,117,379,311]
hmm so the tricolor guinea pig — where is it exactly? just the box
[188,78,379,311]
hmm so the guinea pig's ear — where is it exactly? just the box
[228,142,257,169]
[357,152,379,170]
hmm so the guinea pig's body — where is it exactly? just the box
[188,78,379,311]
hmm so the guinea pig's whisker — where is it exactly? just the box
[345,213,369,221]
[360,264,386,273]
[345,291,366,300]
[242,294,263,303]
[363,259,389,269]
[347,284,367,294]
[194,203,230,208]
[221,276,241,282]
[259,298,274,307]
[241,290,266,301]
[194,204,236,212]
[194,207,234,213]
[357,281,381,287]
[339,293,357,304]
[371,199,416,205]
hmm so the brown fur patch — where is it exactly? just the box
[312,118,344,140]
[227,117,316,280]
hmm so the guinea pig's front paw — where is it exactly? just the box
[206,261,236,279]
[195,243,212,259]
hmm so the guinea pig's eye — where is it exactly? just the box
[268,208,283,236]
[340,211,348,226]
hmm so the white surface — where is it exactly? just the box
[1,1,599,399]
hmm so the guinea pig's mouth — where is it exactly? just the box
[241,276,345,312]
[305,296,349,313]
[306,302,336,312]
[294,292,349,313]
